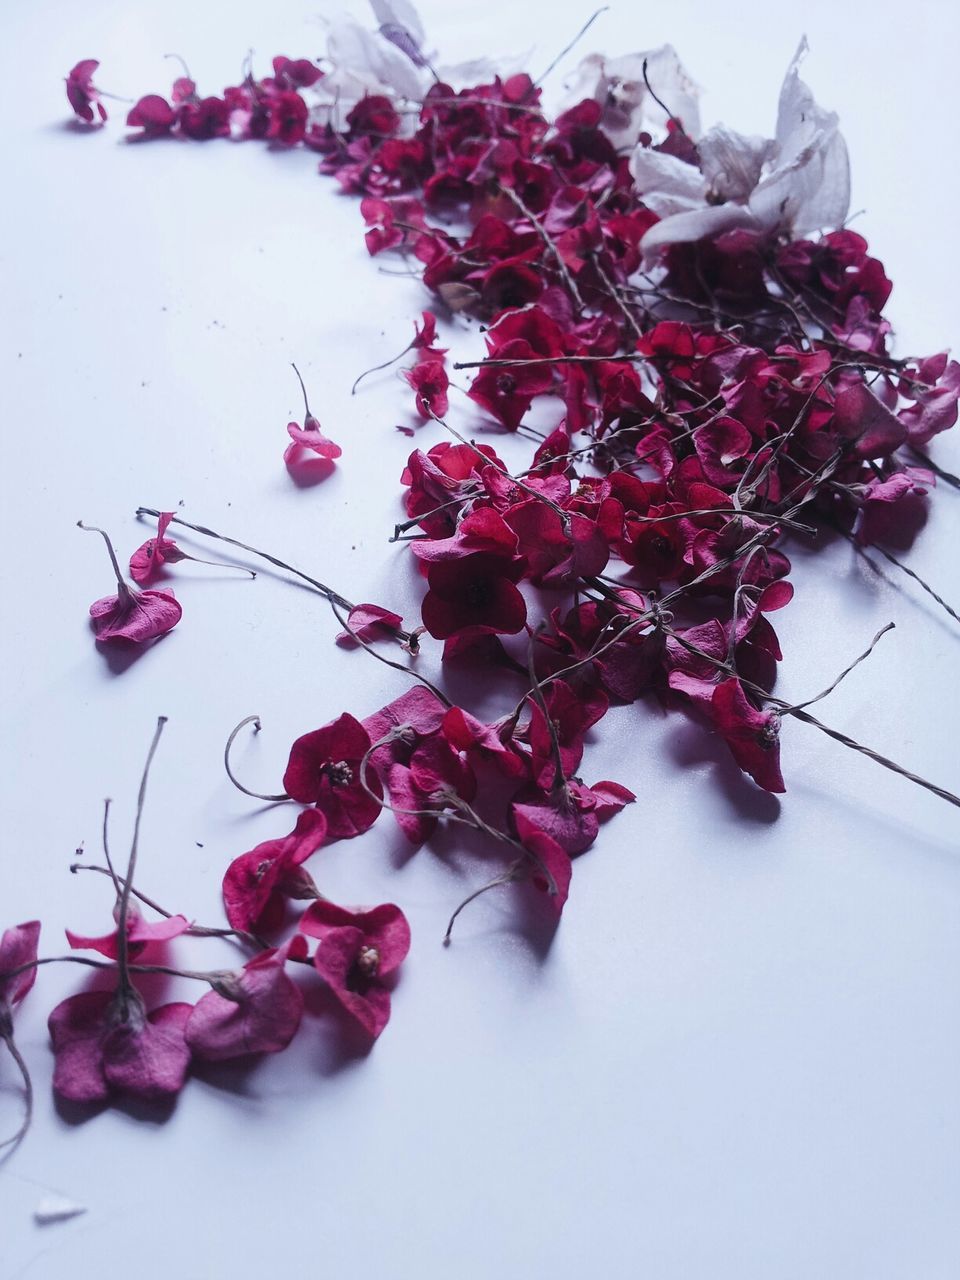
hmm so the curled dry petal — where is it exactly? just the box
[0,921,41,1011]
[222,808,327,933]
[185,938,308,1060]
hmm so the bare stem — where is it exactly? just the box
[77,521,127,593]
[116,717,167,1012]
[223,716,290,803]
[136,507,420,651]
[0,1033,33,1156]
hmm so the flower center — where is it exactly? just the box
[464,579,491,609]
[756,716,780,750]
[324,760,354,786]
[356,945,380,978]
[496,372,517,396]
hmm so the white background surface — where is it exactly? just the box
[2,3,959,1277]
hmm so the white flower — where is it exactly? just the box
[562,44,701,151]
[633,39,850,260]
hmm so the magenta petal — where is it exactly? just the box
[312,927,393,1038]
[514,812,572,915]
[66,913,190,960]
[101,1001,193,1101]
[301,900,411,975]
[286,420,342,460]
[511,788,600,855]
[222,808,327,933]
[363,686,448,748]
[185,945,305,1061]
[0,920,41,1008]
[48,991,112,1103]
[336,602,404,647]
[583,780,637,821]
[712,678,785,793]
[89,586,181,644]
[384,761,439,845]
[834,380,907,458]
[283,714,382,839]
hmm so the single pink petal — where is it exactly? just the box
[335,602,404,647]
[582,780,637,822]
[285,419,342,460]
[185,942,306,1061]
[89,585,181,644]
[514,813,572,915]
[0,921,41,1008]
[101,1001,193,1100]
[48,990,112,1103]
[712,678,785,793]
[511,788,600,855]
[65,914,190,960]
[312,926,392,1038]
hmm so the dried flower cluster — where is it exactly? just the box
[4,6,955,1152]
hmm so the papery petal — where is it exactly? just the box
[285,420,342,461]
[89,587,181,644]
[712,678,785,793]
[514,811,572,914]
[301,900,411,974]
[185,942,306,1061]
[640,204,758,260]
[335,602,404,647]
[511,788,599,855]
[749,38,849,236]
[0,921,41,1008]
[48,991,112,1103]
[222,809,328,933]
[629,147,705,213]
[698,126,772,203]
[66,914,190,960]
[101,1001,193,1100]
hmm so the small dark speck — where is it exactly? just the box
[351,545,357,550]
[75,846,84,857]
[178,498,185,507]
[58,294,63,300]
[195,842,204,848]
[161,305,167,312]
[141,381,148,388]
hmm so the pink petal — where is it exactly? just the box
[514,813,572,915]
[185,944,305,1060]
[285,420,342,461]
[511,788,600,856]
[48,991,112,1103]
[301,900,411,976]
[89,587,181,644]
[222,809,327,933]
[582,780,637,822]
[65,914,190,960]
[335,602,404,647]
[101,1001,193,1100]
[0,920,41,1008]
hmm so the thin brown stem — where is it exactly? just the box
[223,716,290,803]
[116,717,167,1015]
